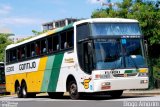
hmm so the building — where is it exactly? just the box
[42,18,79,31]
[9,36,28,43]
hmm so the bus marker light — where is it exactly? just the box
[139,68,147,73]
[101,82,111,90]
[95,74,100,79]
[140,80,148,84]
[101,86,111,90]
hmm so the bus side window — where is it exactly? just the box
[6,51,9,63]
[66,29,74,48]
[26,44,31,58]
[17,48,21,60]
[60,32,66,50]
[31,43,35,57]
[41,39,47,54]
[21,46,26,59]
[35,41,40,56]
[53,35,59,51]
[47,37,53,53]
[9,50,12,62]
[64,42,69,48]
[12,49,17,62]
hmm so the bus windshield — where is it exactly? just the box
[91,23,141,36]
[122,39,147,68]
[94,39,147,70]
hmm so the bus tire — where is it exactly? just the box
[109,90,123,98]
[68,80,82,100]
[21,82,27,98]
[48,92,63,99]
[16,86,22,98]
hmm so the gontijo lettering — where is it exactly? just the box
[19,61,36,70]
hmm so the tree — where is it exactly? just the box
[0,34,13,62]
[32,30,47,36]
[16,36,34,43]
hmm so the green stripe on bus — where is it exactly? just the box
[41,55,55,92]
[125,70,138,74]
[47,53,64,92]
[125,70,133,73]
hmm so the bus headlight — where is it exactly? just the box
[138,73,148,77]
[140,80,148,84]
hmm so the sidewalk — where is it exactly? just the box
[123,89,160,96]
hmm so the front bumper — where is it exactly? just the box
[93,77,148,92]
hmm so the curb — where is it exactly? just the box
[123,90,160,96]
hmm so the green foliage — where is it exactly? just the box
[32,30,47,36]
[17,29,48,43]
[0,34,13,62]
[153,58,160,80]
[16,36,34,43]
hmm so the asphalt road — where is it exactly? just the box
[0,94,160,107]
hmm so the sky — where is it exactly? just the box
[0,0,122,36]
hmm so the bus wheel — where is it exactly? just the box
[48,92,63,99]
[16,86,22,98]
[68,81,82,100]
[21,82,28,98]
[109,90,123,98]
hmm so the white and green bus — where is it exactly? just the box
[5,18,148,99]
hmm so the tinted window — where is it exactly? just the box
[26,44,31,58]
[91,23,141,36]
[41,39,47,54]
[66,30,74,48]
[47,37,53,53]
[31,43,35,57]
[0,64,5,84]
[53,35,59,51]
[10,49,17,62]
[77,23,90,41]
[6,51,9,63]
[17,46,25,60]
[60,32,66,50]
[35,41,40,56]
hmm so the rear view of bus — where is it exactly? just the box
[73,18,148,99]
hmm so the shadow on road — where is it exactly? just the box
[32,94,153,100]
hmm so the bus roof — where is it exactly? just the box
[73,18,138,26]
[6,18,138,50]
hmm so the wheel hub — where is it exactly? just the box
[70,83,77,95]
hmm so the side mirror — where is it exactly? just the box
[144,40,148,56]
[87,42,92,55]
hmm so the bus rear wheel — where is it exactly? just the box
[21,82,27,98]
[16,86,22,98]
[68,81,83,100]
